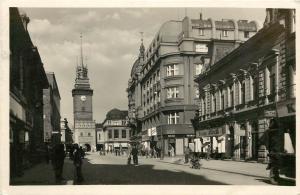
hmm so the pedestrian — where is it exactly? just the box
[52,144,66,183]
[131,145,139,166]
[73,144,84,183]
[79,146,85,159]
[45,143,50,164]
[206,144,211,160]
[170,146,175,157]
[184,146,191,163]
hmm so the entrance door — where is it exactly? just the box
[240,136,247,159]
[85,144,91,152]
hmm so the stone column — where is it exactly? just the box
[264,67,270,104]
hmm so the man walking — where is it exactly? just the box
[131,145,139,166]
[52,144,65,184]
[73,144,84,183]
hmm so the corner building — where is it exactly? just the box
[72,55,96,151]
[194,9,295,161]
[128,15,258,156]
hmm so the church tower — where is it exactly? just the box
[72,34,96,151]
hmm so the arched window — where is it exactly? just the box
[241,81,246,104]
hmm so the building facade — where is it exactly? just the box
[72,37,96,152]
[10,7,49,178]
[43,72,61,144]
[96,123,105,151]
[194,9,295,161]
[102,109,131,152]
[128,15,258,156]
[60,118,73,145]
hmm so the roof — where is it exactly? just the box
[106,108,128,120]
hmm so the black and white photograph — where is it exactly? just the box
[0,0,298,194]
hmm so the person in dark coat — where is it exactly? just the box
[73,144,84,183]
[184,146,191,163]
[52,144,66,183]
[131,145,139,166]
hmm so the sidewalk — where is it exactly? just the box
[10,159,75,185]
[157,156,269,178]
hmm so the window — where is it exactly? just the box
[80,132,83,136]
[88,132,91,136]
[114,129,119,138]
[252,77,257,101]
[199,29,204,36]
[230,85,234,107]
[213,94,217,113]
[241,81,246,104]
[221,93,225,110]
[244,31,249,38]
[157,70,160,80]
[108,130,112,139]
[122,130,126,138]
[98,134,101,140]
[222,30,228,37]
[168,112,180,124]
[81,107,85,111]
[195,63,203,75]
[166,64,179,76]
[167,87,179,98]
[270,73,276,95]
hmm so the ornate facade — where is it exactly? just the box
[194,9,295,161]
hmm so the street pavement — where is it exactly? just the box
[10,152,291,185]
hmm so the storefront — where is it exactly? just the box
[195,126,227,159]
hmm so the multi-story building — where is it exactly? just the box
[194,9,295,161]
[10,7,48,178]
[127,15,258,156]
[102,108,131,152]
[72,36,96,152]
[43,72,61,144]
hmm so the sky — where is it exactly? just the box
[21,8,266,126]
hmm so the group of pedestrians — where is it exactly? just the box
[47,143,85,184]
[127,145,139,166]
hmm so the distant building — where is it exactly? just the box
[95,123,105,151]
[102,109,131,152]
[60,118,73,145]
[127,15,258,156]
[72,36,96,152]
[10,7,48,178]
[194,9,295,161]
[43,72,61,144]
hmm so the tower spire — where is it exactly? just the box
[139,32,145,59]
[80,33,84,67]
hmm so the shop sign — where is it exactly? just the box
[195,43,208,53]
[168,134,175,138]
[264,110,276,118]
[186,134,195,138]
[151,127,157,136]
[196,127,225,137]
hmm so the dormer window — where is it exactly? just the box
[244,31,249,38]
[222,30,228,37]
